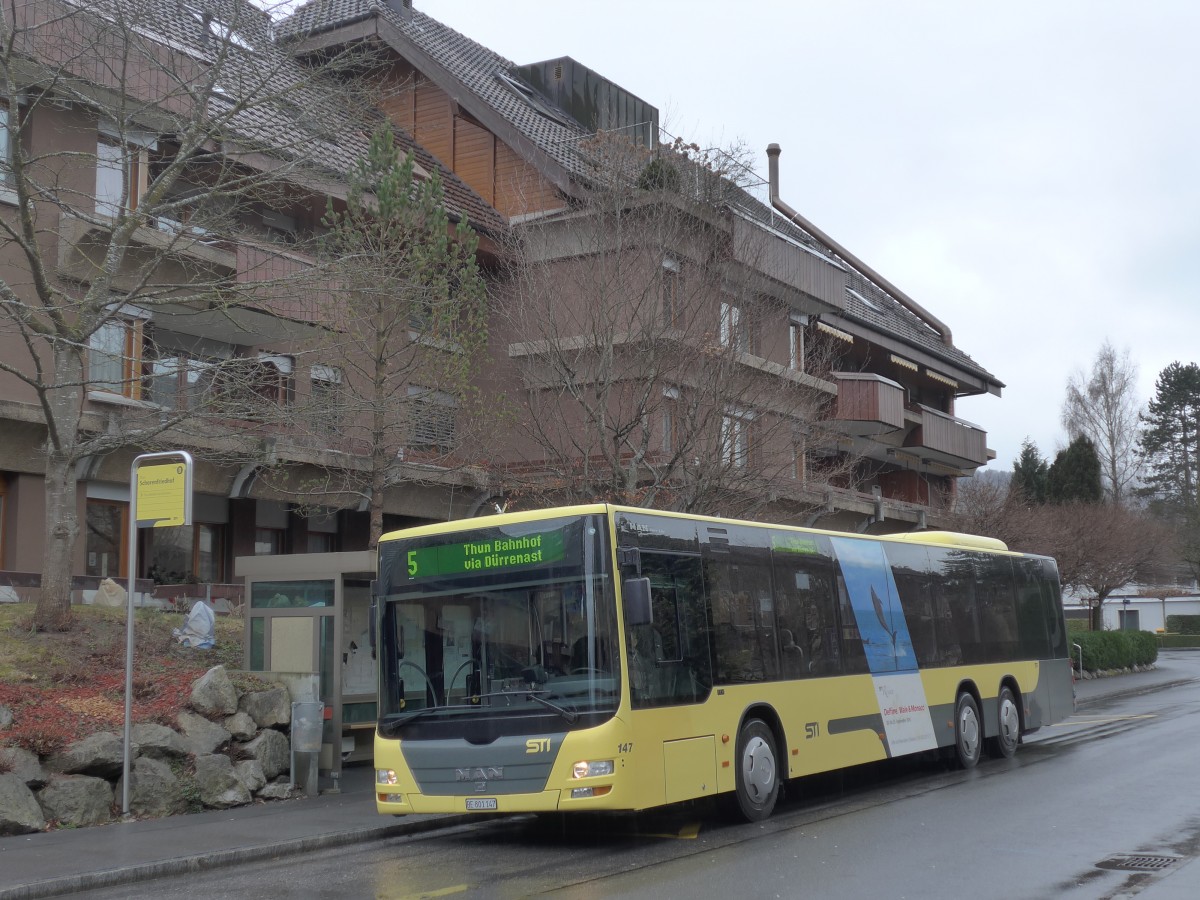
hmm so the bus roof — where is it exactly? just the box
[380,504,1011,555]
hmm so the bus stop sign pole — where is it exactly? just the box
[122,451,193,816]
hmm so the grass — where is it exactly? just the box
[0,603,245,757]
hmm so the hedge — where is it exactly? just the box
[1165,614,1200,634]
[1070,630,1158,673]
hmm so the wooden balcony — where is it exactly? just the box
[903,404,988,470]
[57,211,236,285]
[829,372,905,436]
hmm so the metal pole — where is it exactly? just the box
[122,458,139,816]
[1073,642,1083,678]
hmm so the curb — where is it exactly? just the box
[0,815,483,900]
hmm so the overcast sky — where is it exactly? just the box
[404,0,1199,471]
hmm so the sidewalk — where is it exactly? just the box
[0,765,477,900]
[1,656,1196,900]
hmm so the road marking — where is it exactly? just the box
[1049,714,1157,727]
[383,885,471,899]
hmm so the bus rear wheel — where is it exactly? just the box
[726,718,779,822]
[986,686,1020,759]
[953,692,982,769]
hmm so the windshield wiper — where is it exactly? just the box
[524,690,579,724]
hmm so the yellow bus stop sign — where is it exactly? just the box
[135,460,191,528]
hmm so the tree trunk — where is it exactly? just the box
[33,348,86,631]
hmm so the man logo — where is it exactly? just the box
[526,738,551,753]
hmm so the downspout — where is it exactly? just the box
[765,143,953,346]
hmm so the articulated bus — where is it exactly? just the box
[372,504,1073,821]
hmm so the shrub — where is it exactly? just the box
[1072,630,1158,673]
[1165,614,1200,634]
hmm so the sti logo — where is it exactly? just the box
[526,738,551,754]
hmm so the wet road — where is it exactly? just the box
[83,651,1200,899]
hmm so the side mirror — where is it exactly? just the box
[623,577,652,627]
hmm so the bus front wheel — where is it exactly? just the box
[953,692,982,769]
[726,718,779,822]
[986,686,1020,759]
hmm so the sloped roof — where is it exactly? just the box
[281,0,998,390]
[63,0,503,234]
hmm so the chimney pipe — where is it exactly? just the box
[765,144,953,346]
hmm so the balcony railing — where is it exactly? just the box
[829,372,905,435]
[903,404,988,469]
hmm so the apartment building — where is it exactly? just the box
[0,0,1001,605]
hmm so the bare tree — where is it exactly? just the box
[0,0,379,627]
[493,133,849,518]
[1011,502,1168,631]
[1062,340,1143,504]
[260,123,488,548]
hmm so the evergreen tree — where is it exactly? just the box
[1139,361,1200,581]
[1047,436,1103,504]
[1010,438,1049,504]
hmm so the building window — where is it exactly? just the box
[792,439,807,481]
[789,322,805,371]
[252,354,294,406]
[310,365,344,430]
[0,106,11,182]
[308,532,335,554]
[254,527,285,556]
[96,138,150,218]
[408,386,458,452]
[146,523,225,583]
[662,258,682,327]
[719,301,751,352]
[661,386,680,454]
[721,413,750,469]
[146,354,218,410]
[86,499,127,577]
[89,318,146,399]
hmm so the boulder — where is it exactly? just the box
[37,775,114,827]
[177,710,231,755]
[0,746,49,789]
[241,728,290,779]
[131,723,190,761]
[238,687,291,729]
[224,711,258,742]
[234,759,266,794]
[258,779,294,801]
[190,665,239,716]
[48,732,126,778]
[116,757,187,818]
[0,772,46,835]
[0,703,12,729]
[193,754,251,809]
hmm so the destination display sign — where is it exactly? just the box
[405,529,566,579]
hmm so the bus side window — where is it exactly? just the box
[631,552,711,708]
[770,553,838,678]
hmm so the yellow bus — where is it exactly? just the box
[372,504,1073,821]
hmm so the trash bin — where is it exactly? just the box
[291,701,324,797]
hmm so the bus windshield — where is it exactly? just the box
[375,514,618,736]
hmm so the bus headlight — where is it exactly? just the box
[572,759,614,779]
[377,768,398,785]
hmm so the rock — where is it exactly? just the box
[224,711,258,742]
[193,754,251,809]
[47,732,127,778]
[258,780,294,801]
[177,710,231,755]
[0,772,46,835]
[37,775,114,827]
[234,759,266,794]
[238,687,291,729]
[241,728,290,779]
[0,747,49,789]
[190,665,239,716]
[131,723,190,761]
[116,757,187,818]
[0,703,12,729]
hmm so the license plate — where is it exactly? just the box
[465,798,497,811]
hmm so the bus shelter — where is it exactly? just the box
[236,551,376,788]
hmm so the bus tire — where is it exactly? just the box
[986,686,1020,759]
[953,692,982,769]
[726,718,779,822]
